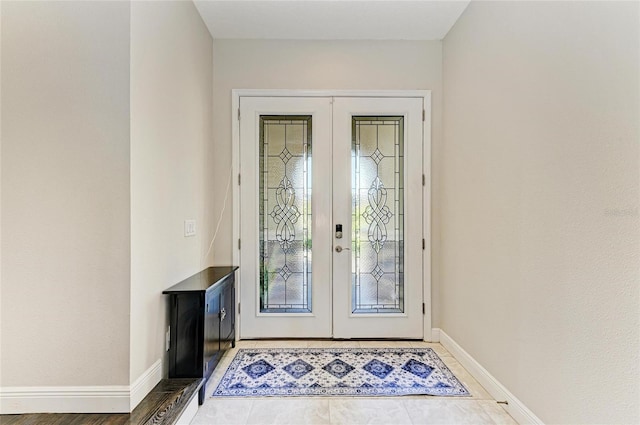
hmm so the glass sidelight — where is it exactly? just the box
[351,117,404,313]
[259,116,312,313]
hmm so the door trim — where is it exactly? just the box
[231,89,432,341]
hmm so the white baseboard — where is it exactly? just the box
[0,386,130,414]
[130,359,162,411]
[438,329,544,425]
[0,359,163,415]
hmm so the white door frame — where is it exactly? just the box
[231,89,433,341]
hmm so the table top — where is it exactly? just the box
[162,266,238,294]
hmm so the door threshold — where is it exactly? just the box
[238,338,424,342]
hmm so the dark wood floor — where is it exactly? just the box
[0,379,201,425]
[0,413,130,425]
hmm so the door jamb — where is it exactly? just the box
[231,89,433,342]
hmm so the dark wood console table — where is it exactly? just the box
[163,266,238,404]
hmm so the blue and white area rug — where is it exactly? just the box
[213,348,469,397]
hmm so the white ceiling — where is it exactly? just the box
[193,1,470,41]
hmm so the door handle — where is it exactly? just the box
[335,246,351,253]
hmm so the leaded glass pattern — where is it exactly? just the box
[260,116,312,313]
[352,117,404,313]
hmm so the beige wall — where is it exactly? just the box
[0,0,214,398]
[441,2,639,424]
[211,39,444,324]
[130,1,214,382]
[1,1,131,387]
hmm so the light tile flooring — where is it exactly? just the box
[192,340,518,425]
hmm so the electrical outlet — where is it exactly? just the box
[165,327,171,351]
[184,219,196,237]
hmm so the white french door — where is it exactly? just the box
[332,97,423,338]
[238,94,425,339]
[239,97,333,338]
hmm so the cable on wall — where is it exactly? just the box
[202,165,233,264]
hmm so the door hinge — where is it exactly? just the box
[238,239,241,250]
[238,303,240,314]
[237,108,240,121]
[422,174,425,186]
[238,173,241,185]
[422,109,425,121]
[422,239,425,250]
[422,303,425,315]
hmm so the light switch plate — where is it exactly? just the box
[184,219,196,237]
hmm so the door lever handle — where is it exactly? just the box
[335,246,351,253]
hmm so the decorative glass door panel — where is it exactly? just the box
[260,116,312,313]
[352,117,404,314]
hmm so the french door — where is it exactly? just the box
[239,95,425,339]
[239,97,333,338]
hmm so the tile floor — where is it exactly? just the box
[192,340,517,425]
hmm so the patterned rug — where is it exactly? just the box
[213,348,469,397]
